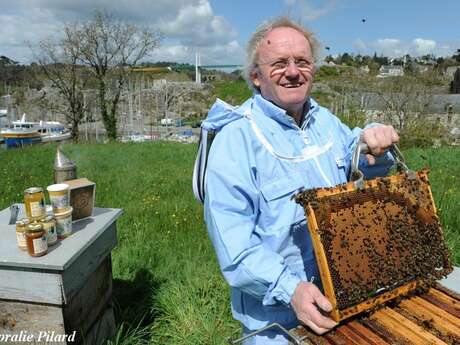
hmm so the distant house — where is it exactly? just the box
[347,92,460,144]
[426,94,460,123]
[428,94,460,144]
[378,65,404,78]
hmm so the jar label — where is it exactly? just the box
[30,200,45,218]
[33,236,48,254]
[51,194,69,209]
[57,216,72,237]
[16,232,27,248]
[46,225,58,244]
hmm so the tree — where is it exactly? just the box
[451,68,460,94]
[453,49,460,63]
[0,56,42,91]
[372,53,389,67]
[371,76,428,130]
[369,76,446,147]
[436,57,445,67]
[0,56,18,66]
[324,55,335,64]
[34,37,88,140]
[340,53,354,66]
[68,11,162,139]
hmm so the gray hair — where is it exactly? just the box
[243,17,320,92]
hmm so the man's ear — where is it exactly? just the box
[251,70,260,88]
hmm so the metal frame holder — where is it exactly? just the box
[350,142,413,189]
[9,204,19,225]
[228,323,308,345]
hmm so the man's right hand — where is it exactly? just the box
[291,281,338,334]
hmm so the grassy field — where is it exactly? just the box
[0,142,459,344]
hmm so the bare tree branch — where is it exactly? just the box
[63,10,162,139]
[31,34,88,140]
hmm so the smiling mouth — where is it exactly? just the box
[281,83,303,88]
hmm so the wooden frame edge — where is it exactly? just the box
[338,280,419,321]
[305,204,340,321]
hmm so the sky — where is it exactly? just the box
[1,0,459,66]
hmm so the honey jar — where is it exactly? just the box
[55,206,73,239]
[15,219,28,251]
[24,187,46,221]
[40,215,58,246]
[26,222,48,257]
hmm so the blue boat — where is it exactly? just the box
[1,127,42,148]
[0,113,71,148]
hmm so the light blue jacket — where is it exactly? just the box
[203,94,393,330]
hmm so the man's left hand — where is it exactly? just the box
[361,125,399,165]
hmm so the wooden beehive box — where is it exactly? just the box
[294,170,452,322]
[64,178,96,221]
[0,205,122,345]
[291,284,460,344]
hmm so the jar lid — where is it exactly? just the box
[54,206,73,218]
[15,220,24,226]
[40,215,55,223]
[24,187,44,194]
[27,223,43,232]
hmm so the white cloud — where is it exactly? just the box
[0,0,239,64]
[373,38,406,58]
[150,40,244,65]
[363,37,450,58]
[158,0,237,47]
[0,8,62,62]
[411,38,436,56]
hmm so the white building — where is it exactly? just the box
[378,65,404,78]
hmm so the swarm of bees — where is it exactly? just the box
[294,170,453,317]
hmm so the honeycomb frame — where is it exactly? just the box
[294,170,452,322]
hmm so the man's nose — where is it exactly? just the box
[285,60,300,77]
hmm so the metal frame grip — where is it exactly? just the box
[350,142,412,189]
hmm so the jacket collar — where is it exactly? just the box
[252,93,318,129]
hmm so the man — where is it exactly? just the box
[202,17,398,344]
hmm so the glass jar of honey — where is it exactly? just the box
[15,219,28,250]
[26,222,48,257]
[40,215,58,246]
[24,187,46,221]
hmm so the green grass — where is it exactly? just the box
[402,147,460,265]
[212,79,252,105]
[0,141,238,344]
[0,142,458,344]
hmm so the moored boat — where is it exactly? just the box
[0,114,71,148]
[1,127,42,148]
[38,121,72,142]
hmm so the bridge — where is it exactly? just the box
[131,52,243,84]
[200,64,242,69]
[131,64,241,73]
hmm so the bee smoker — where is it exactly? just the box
[54,147,77,183]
